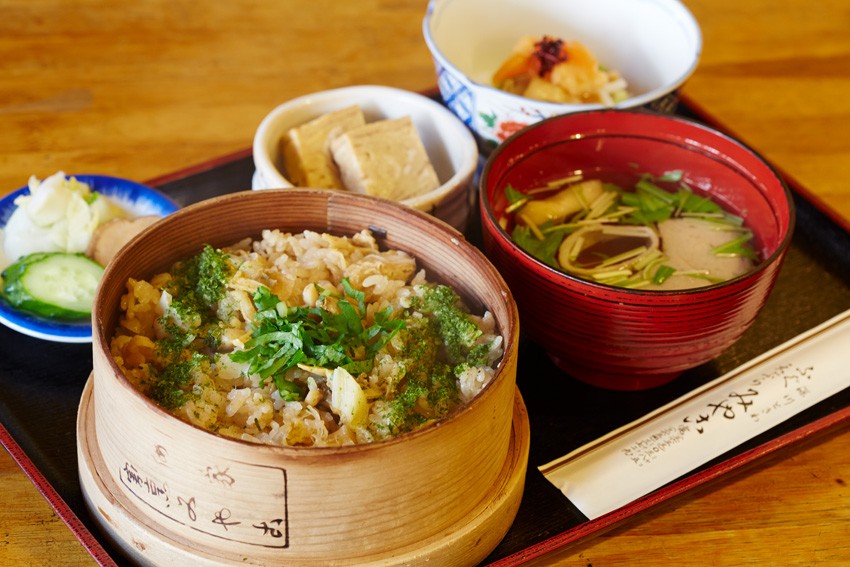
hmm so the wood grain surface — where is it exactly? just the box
[2,1,850,565]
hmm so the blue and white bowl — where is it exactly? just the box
[423,0,702,152]
[0,174,179,343]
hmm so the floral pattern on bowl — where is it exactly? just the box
[423,0,701,152]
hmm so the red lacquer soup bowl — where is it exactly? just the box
[479,109,795,390]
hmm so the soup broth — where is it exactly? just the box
[500,170,758,290]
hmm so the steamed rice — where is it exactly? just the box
[110,228,503,447]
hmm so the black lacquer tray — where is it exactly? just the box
[2,95,849,566]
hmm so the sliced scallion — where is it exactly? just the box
[568,235,585,262]
[592,269,633,281]
[651,264,676,285]
[597,245,649,268]
[547,174,583,188]
[504,184,526,205]
[636,179,677,205]
[505,197,529,214]
[632,249,664,271]
[713,232,756,258]
[519,213,546,241]
[587,190,618,219]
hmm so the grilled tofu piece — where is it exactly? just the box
[281,105,366,189]
[330,116,440,201]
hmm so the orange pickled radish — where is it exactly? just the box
[562,40,598,73]
[493,52,537,84]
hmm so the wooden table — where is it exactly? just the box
[1,1,849,565]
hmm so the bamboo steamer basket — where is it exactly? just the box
[78,189,529,566]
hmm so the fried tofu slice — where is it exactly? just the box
[329,116,440,201]
[280,105,366,189]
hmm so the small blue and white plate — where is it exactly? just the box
[0,174,180,343]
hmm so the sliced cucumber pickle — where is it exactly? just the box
[1,252,104,319]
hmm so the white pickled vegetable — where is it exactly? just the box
[2,172,126,262]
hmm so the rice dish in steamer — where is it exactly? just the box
[110,228,504,447]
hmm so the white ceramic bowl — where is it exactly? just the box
[423,0,702,149]
[252,85,479,232]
